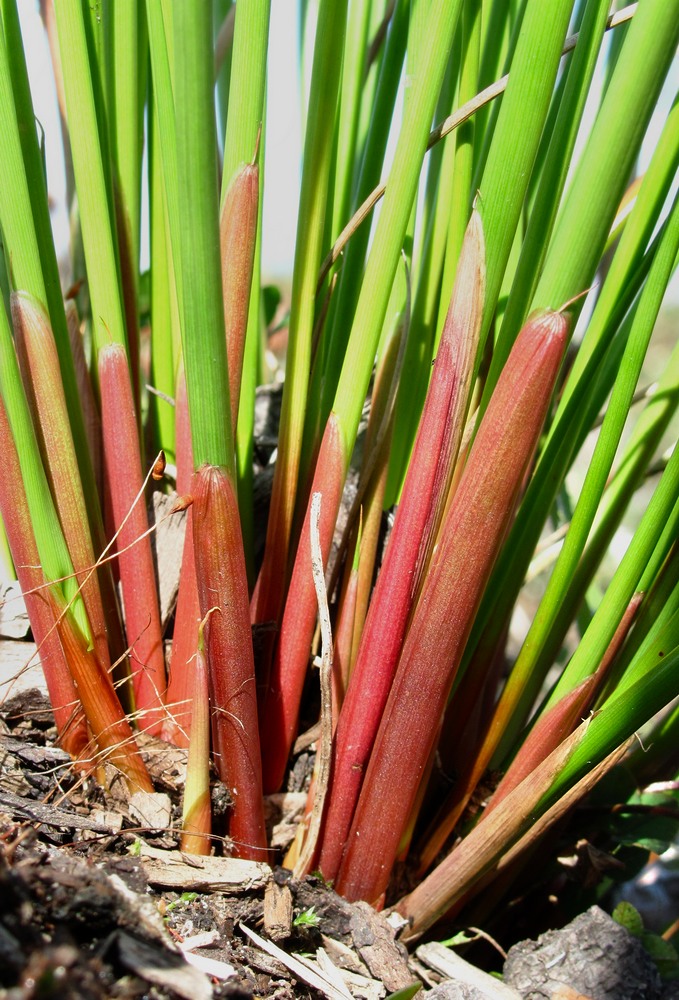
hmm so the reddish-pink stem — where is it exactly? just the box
[335,311,569,903]
[191,464,267,859]
[163,371,200,746]
[259,412,346,793]
[318,215,484,880]
[221,163,258,432]
[99,342,166,732]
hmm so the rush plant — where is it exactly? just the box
[1,0,678,947]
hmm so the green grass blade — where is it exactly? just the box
[108,2,147,403]
[474,0,574,353]
[220,0,270,198]
[533,332,679,698]
[109,2,145,287]
[313,0,408,435]
[252,0,348,622]
[554,91,679,421]
[545,402,679,711]
[148,95,178,464]
[53,0,128,356]
[218,0,268,476]
[386,0,481,504]
[604,545,679,699]
[436,0,481,339]
[461,97,679,705]
[492,0,610,369]
[215,0,235,149]
[147,2,182,323]
[0,5,127,671]
[507,188,679,733]
[548,646,679,804]
[531,0,679,328]
[331,0,464,456]
[473,0,521,172]
[330,0,373,241]
[173,1,231,469]
[0,0,99,505]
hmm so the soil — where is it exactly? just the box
[0,688,415,1000]
[0,689,676,1000]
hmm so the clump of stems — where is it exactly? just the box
[0,0,677,944]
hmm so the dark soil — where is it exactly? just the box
[0,689,675,1000]
[0,688,416,1000]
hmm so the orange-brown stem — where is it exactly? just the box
[50,590,153,793]
[181,637,212,856]
[332,556,359,714]
[349,459,390,671]
[12,292,111,677]
[0,396,88,756]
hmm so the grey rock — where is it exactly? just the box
[503,905,663,999]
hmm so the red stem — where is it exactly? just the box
[163,370,200,746]
[258,412,346,793]
[335,311,569,903]
[191,464,267,859]
[99,343,166,732]
[318,215,484,880]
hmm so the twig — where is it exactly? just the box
[240,923,351,1000]
[293,493,334,878]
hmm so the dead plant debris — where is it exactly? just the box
[0,689,673,1000]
